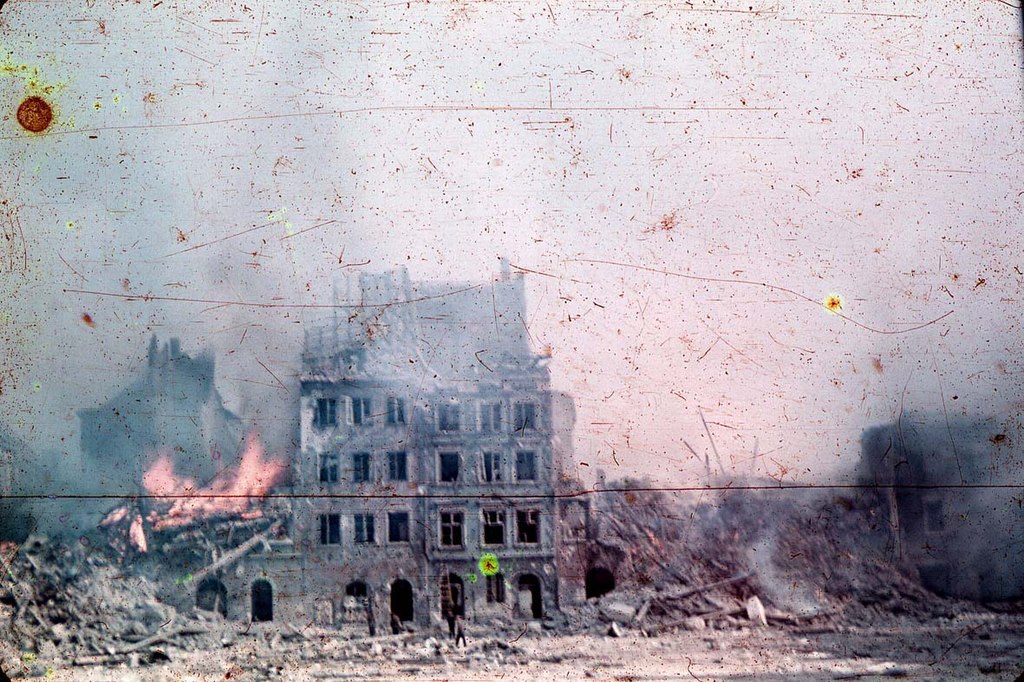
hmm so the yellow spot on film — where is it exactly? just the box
[823,293,844,314]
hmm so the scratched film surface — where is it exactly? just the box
[1,1,1023,680]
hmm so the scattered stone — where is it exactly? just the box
[746,596,768,627]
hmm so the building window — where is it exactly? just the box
[480,402,502,432]
[513,401,537,432]
[439,452,460,483]
[319,513,341,545]
[438,403,461,431]
[440,511,464,547]
[483,452,502,482]
[486,574,506,603]
[354,514,375,543]
[388,451,408,481]
[352,452,371,483]
[516,509,540,544]
[319,453,339,484]
[388,512,410,542]
[924,500,945,533]
[352,397,371,425]
[515,451,536,481]
[386,397,406,425]
[482,510,505,545]
[314,398,337,429]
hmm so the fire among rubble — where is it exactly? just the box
[101,431,288,552]
[143,431,288,531]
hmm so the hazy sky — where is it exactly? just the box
[1,0,1021,488]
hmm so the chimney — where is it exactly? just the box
[169,338,181,361]
[147,334,158,367]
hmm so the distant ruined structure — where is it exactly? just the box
[860,415,1024,601]
[77,336,245,493]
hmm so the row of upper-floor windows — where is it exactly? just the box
[311,397,539,433]
[317,509,542,548]
[318,450,539,484]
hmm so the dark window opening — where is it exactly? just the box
[196,578,227,617]
[354,513,375,543]
[319,513,341,545]
[314,398,337,429]
[319,453,339,484]
[346,581,368,599]
[440,511,464,547]
[516,509,540,544]
[483,510,505,545]
[480,403,502,432]
[515,451,536,481]
[439,452,460,482]
[438,403,461,431]
[352,452,371,483]
[386,397,406,424]
[251,580,273,622]
[352,397,371,425]
[483,452,502,482]
[486,574,506,603]
[585,567,616,599]
[388,512,410,542]
[388,451,408,481]
[513,402,537,432]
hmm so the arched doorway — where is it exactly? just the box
[196,577,228,617]
[517,574,543,619]
[440,573,465,617]
[585,566,616,599]
[390,579,414,623]
[251,579,273,622]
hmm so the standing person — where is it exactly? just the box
[454,615,467,648]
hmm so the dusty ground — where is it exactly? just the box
[9,613,1024,681]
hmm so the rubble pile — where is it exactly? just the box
[0,534,223,666]
[582,486,989,636]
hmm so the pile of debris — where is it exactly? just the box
[0,534,226,668]
[579,484,987,637]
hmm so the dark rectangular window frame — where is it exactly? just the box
[388,511,410,543]
[438,403,461,432]
[386,396,406,425]
[515,451,537,481]
[352,452,372,484]
[516,509,540,545]
[480,402,502,433]
[482,509,505,546]
[319,513,341,545]
[388,451,408,481]
[513,401,537,432]
[319,453,339,484]
[483,451,502,483]
[439,452,460,483]
[314,398,337,430]
[352,397,371,425]
[354,513,375,544]
[439,510,464,547]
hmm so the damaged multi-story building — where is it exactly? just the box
[278,265,583,629]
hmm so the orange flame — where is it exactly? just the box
[143,431,288,530]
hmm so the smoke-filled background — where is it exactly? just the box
[0,0,1021,516]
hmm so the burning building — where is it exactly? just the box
[78,336,245,493]
[860,415,1024,601]
[284,265,580,629]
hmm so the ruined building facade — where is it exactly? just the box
[78,336,245,493]
[860,415,1024,601]
[285,266,581,628]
